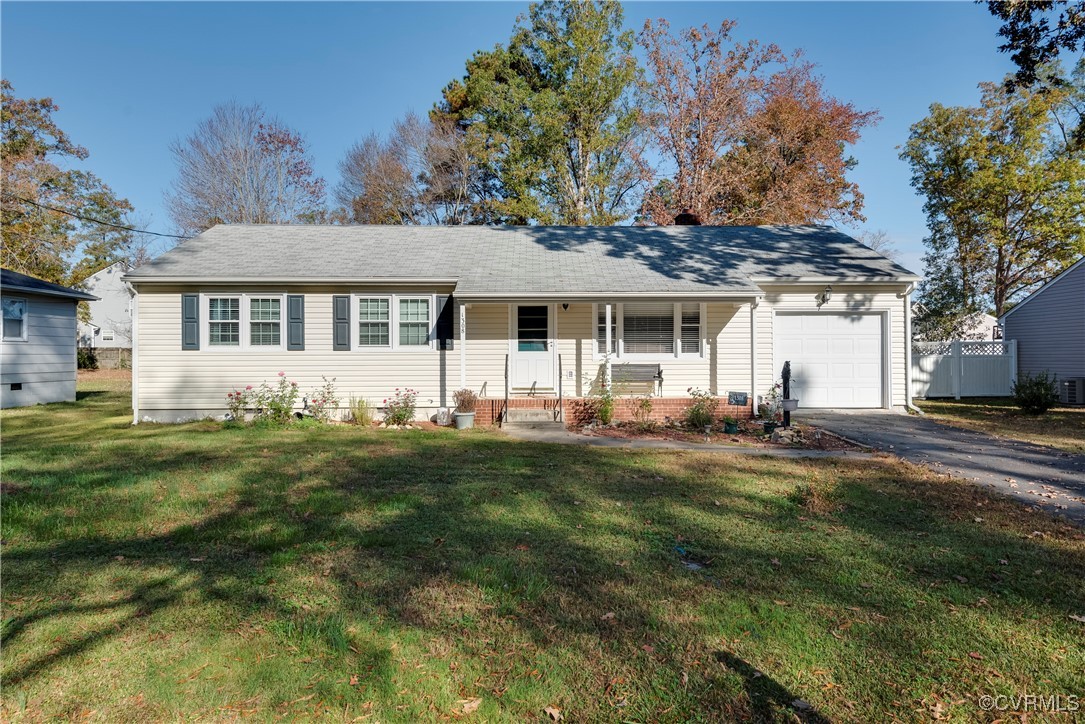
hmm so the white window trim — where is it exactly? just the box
[200,293,287,352]
[350,293,436,352]
[2,296,29,343]
[592,302,706,361]
[101,329,115,342]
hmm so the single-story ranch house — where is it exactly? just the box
[124,224,919,424]
[2,268,98,409]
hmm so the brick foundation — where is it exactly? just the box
[475,396,753,427]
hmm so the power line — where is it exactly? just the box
[2,193,190,240]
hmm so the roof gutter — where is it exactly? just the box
[2,285,98,302]
[750,276,921,284]
[123,276,460,286]
[456,291,764,303]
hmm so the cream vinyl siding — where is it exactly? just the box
[136,286,460,419]
[758,285,910,407]
[134,284,911,420]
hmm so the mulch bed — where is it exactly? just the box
[575,421,864,451]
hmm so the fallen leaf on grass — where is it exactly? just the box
[791,699,812,711]
[349,674,359,686]
[600,612,615,621]
[641,644,655,653]
[968,652,984,660]
[544,705,563,721]
[1069,614,1085,623]
[770,558,781,567]
[459,697,482,714]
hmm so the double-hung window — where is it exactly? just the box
[208,297,240,347]
[2,298,27,341]
[203,294,285,350]
[249,298,282,346]
[358,297,391,347]
[398,297,431,347]
[594,302,704,358]
[353,294,434,350]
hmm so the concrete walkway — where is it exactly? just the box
[799,409,1085,525]
[500,425,874,459]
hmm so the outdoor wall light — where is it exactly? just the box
[562,303,569,311]
[817,285,833,307]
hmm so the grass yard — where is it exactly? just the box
[916,397,1085,454]
[2,374,1084,722]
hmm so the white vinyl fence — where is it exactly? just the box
[912,340,1017,399]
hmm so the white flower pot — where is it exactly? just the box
[781,399,799,412]
[454,411,475,430]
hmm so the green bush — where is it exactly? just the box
[1012,371,1059,414]
[383,388,417,426]
[77,347,98,370]
[684,387,718,429]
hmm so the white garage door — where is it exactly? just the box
[775,313,884,408]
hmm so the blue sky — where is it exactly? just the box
[2,2,1017,273]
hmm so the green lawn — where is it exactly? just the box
[916,397,1085,454]
[2,375,1083,722]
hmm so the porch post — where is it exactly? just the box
[459,303,467,389]
[604,302,613,386]
[750,299,758,416]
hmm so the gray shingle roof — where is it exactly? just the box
[126,224,918,295]
[1,268,98,301]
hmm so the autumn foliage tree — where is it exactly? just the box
[1,79,134,284]
[166,102,326,235]
[901,77,1085,338]
[637,19,878,226]
[435,0,648,225]
[335,112,488,225]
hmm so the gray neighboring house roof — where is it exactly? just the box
[1,268,97,301]
[997,256,1085,323]
[125,224,918,297]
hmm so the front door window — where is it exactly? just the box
[517,305,549,352]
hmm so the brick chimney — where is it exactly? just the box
[673,208,702,225]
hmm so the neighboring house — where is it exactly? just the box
[966,313,998,340]
[998,256,1085,383]
[124,223,919,424]
[77,260,133,348]
[1,268,98,409]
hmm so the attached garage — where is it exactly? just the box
[774,312,886,408]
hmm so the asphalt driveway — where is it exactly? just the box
[799,409,1085,526]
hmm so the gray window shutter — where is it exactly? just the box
[435,294,454,350]
[332,295,350,351]
[287,295,305,350]
[181,293,199,350]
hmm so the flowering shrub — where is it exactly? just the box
[225,372,299,425]
[684,387,718,429]
[306,377,340,422]
[225,384,254,421]
[630,394,654,430]
[383,388,417,426]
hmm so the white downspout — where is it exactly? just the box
[128,282,139,424]
[902,282,923,415]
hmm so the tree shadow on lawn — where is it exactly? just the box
[2,428,1083,720]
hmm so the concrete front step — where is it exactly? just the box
[505,408,559,423]
[502,420,567,431]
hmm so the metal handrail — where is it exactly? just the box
[557,354,563,423]
[503,353,509,425]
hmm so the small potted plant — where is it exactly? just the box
[452,388,478,429]
[722,416,739,434]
